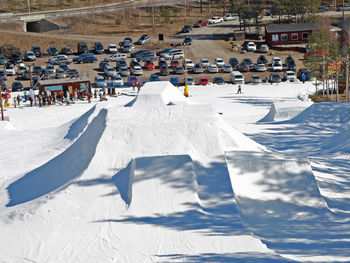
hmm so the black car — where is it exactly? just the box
[77,42,89,54]
[59,63,70,72]
[160,65,169,76]
[12,81,24,91]
[68,68,79,78]
[158,59,167,68]
[32,45,42,57]
[257,55,268,66]
[297,68,311,81]
[182,36,192,46]
[32,65,43,75]
[47,46,59,56]
[285,55,294,65]
[181,25,192,33]
[0,70,7,80]
[117,59,127,69]
[124,37,133,44]
[0,56,7,65]
[213,76,225,85]
[229,58,239,69]
[269,73,281,83]
[242,58,254,69]
[11,53,22,64]
[131,49,150,58]
[286,59,296,71]
[73,53,97,63]
[238,62,250,72]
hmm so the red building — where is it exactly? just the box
[38,76,91,97]
[265,23,316,50]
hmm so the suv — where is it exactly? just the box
[135,34,151,45]
[94,42,105,54]
[77,42,89,54]
[24,51,36,61]
[181,25,192,33]
[32,45,42,57]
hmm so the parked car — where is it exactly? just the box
[123,37,133,44]
[11,53,22,64]
[111,75,124,86]
[17,63,27,76]
[21,70,31,81]
[140,59,154,70]
[257,44,269,53]
[269,73,282,83]
[230,71,245,84]
[284,71,297,82]
[95,75,106,88]
[104,66,118,78]
[170,76,179,86]
[257,55,268,66]
[180,36,192,46]
[47,46,59,56]
[68,68,79,78]
[131,65,143,76]
[199,77,209,85]
[55,68,67,78]
[156,48,174,57]
[238,62,250,72]
[12,81,24,91]
[119,66,130,77]
[193,19,208,27]
[222,64,233,73]
[61,46,73,55]
[183,59,194,70]
[318,6,328,12]
[0,56,7,65]
[59,63,70,72]
[192,63,203,73]
[49,55,72,65]
[93,42,105,54]
[131,49,150,58]
[229,57,240,69]
[167,49,184,59]
[127,76,139,87]
[213,76,225,85]
[32,45,42,57]
[122,42,135,53]
[136,51,156,62]
[73,53,97,63]
[214,58,225,68]
[4,63,16,76]
[173,65,185,74]
[272,57,283,72]
[208,16,223,24]
[160,65,170,76]
[24,51,36,61]
[77,42,89,54]
[135,34,151,45]
[129,59,141,69]
[250,75,262,84]
[223,13,237,21]
[286,60,296,71]
[104,53,127,62]
[32,65,43,75]
[253,63,267,72]
[181,25,192,33]
[117,59,128,69]
[297,68,311,81]
[208,64,219,73]
[170,59,180,68]
[44,64,55,74]
[199,58,210,68]
[246,42,256,52]
[242,58,254,69]
[149,73,160,82]
[99,61,109,71]
[108,44,118,54]
[184,76,195,85]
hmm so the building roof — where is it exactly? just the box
[265,23,316,33]
[39,76,90,86]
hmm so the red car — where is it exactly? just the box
[144,61,155,70]
[170,59,180,68]
[199,77,209,85]
[194,19,209,28]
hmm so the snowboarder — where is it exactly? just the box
[237,84,242,94]
[302,73,306,84]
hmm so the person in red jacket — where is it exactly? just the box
[88,93,92,103]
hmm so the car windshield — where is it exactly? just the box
[252,76,259,79]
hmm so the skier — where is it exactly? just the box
[237,84,242,94]
[88,92,92,103]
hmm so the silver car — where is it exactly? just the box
[250,75,262,84]
[192,63,203,74]
[222,64,233,73]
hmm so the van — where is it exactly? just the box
[230,71,245,84]
[78,42,89,54]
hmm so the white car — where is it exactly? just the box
[108,44,118,54]
[112,75,124,87]
[222,64,232,73]
[223,13,237,21]
[284,71,297,82]
[208,64,219,73]
[104,66,118,78]
[17,63,27,75]
[246,42,256,52]
[209,16,224,24]
[272,57,283,72]
[183,59,194,70]
[214,58,225,68]
[199,58,210,68]
[104,53,127,62]
[131,65,143,76]
[253,63,267,72]
[5,63,16,76]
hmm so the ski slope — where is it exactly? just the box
[0,81,349,262]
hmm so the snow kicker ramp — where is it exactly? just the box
[225,151,350,262]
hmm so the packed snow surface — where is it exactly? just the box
[0,81,349,262]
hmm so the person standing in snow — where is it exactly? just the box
[237,84,242,94]
[16,95,21,106]
[29,95,33,107]
[302,73,306,84]
[13,97,17,108]
[88,93,92,103]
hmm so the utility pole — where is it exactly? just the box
[27,0,31,13]
[0,83,4,121]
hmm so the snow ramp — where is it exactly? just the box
[225,151,350,262]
